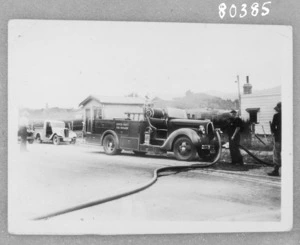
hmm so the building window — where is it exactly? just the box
[94,107,102,119]
[246,108,260,124]
[249,111,258,123]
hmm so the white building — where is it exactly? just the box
[79,95,146,133]
[240,77,281,135]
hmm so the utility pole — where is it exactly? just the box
[235,75,241,116]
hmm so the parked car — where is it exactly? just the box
[85,107,221,162]
[34,120,77,145]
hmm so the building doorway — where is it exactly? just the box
[85,109,92,133]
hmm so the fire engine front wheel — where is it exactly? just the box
[173,136,196,161]
[103,134,119,155]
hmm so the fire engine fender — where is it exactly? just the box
[100,130,120,148]
[160,128,201,151]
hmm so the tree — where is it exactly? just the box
[185,90,193,97]
[126,92,139,97]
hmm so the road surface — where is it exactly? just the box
[9,142,281,233]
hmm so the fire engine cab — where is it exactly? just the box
[85,107,221,162]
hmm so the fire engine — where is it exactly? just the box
[85,107,221,162]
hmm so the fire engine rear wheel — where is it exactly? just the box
[173,136,196,161]
[53,135,60,145]
[103,134,119,155]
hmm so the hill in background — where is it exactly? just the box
[20,107,82,122]
[204,90,238,100]
[152,90,238,110]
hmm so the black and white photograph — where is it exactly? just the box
[8,20,292,234]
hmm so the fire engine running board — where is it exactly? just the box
[33,131,223,221]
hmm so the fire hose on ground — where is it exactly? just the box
[33,130,273,221]
[238,144,274,166]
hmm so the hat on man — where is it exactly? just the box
[230,110,237,114]
[274,102,281,111]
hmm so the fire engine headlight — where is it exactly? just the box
[199,125,205,134]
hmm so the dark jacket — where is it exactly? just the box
[227,117,243,138]
[271,112,281,142]
[18,126,28,139]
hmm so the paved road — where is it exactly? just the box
[9,143,281,228]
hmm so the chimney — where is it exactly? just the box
[243,76,252,94]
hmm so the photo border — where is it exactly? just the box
[1,0,299,244]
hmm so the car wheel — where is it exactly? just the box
[35,134,42,144]
[133,151,146,157]
[53,135,60,145]
[103,134,119,155]
[71,138,76,144]
[28,139,34,144]
[173,136,196,161]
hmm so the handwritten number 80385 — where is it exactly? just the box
[218,2,271,19]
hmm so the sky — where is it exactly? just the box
[8,20,291,109]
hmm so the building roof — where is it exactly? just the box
[79,95,146,107]
[242,86,281,97]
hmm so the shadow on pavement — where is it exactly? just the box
[86,148,268,173]
[209,161,263,172]
[87,150,175,160]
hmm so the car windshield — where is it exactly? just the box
[166,108,187,119]
[50,122,65,128]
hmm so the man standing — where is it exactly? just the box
[227,110,244,165]
[19,111,29,152]
[268,102,281,177]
